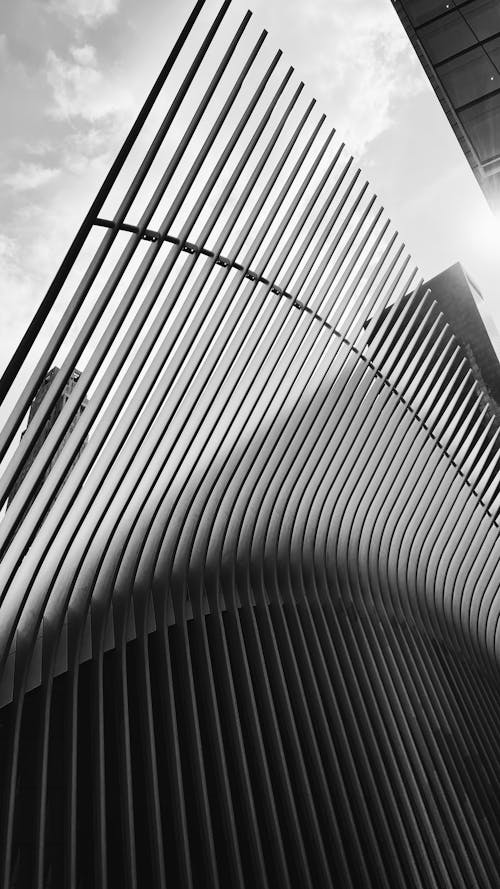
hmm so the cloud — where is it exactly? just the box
[70,44,97,66]
[25,140,54,158]
[0,231,44,361]
[3,162,61,191]
[45,45,131,176]
[0,32,29,83]
[250,0,423,158]
[303,2,423,155]
[46,44,132,122]
[48,0,120,27]
[61,122,123,176]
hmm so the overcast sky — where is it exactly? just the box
[1,0,500,376]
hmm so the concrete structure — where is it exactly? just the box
[392,0,500,212]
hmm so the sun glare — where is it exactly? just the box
[467,204,500,256]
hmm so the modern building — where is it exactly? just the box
[420,263,500,409]
[392,0,500,212]
[367,261,500,417]
[1,3,500,888]
[6,367,87,515]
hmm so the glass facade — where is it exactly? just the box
[463,0,500,40]
[439,47,498,107]
[394,0,500,211]
[418,14,475,64]
[461,91,500,161]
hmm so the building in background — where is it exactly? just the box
[368,261,500,414]
[6,367,87,515]
[419,262,500,409]
[392,0,500,212]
